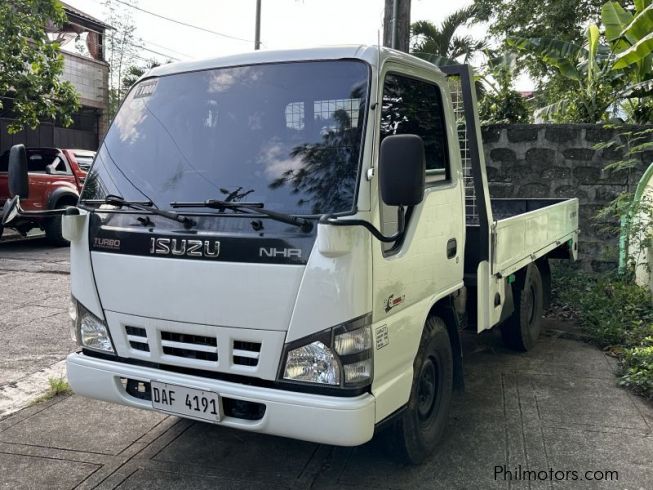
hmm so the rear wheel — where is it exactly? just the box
[383,316,453,464]
[501,263,544,351]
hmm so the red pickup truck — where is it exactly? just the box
[0,147,92,245]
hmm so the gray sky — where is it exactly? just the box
[63,0,532,89]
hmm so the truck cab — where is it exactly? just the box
[3,46,577,464]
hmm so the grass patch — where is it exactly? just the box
[30,376,73,405]
[551,265,653,399]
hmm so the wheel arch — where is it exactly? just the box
[427,294,464,392]
[48,188,79,210]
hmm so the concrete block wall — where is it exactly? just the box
[481,124,653,271]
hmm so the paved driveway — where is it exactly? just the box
[0,238,651,488]
[0,237,73,414]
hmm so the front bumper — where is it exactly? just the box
[66,352,376,446]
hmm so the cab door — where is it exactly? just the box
[370,65,465,421]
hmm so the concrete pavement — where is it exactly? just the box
[0,238,652,488]
[0,237,73,417]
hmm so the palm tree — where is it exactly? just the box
[410,6,486,65]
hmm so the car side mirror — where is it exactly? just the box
[8,144,29,199]
[379,134,425,207]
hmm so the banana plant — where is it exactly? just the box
[508,24,623,122]
[607,1,653,70]
[602,1,653,122]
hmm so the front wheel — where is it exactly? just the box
[44,207,70,246]
[383,316,453,464]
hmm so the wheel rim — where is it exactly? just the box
[417,357,439,423]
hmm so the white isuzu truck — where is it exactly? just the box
[2,46,578,464]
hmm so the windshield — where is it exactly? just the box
[81,60,370,215]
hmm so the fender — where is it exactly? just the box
[48,186,79,210]
[428,294,465,392]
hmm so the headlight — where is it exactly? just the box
[71,297,115,354]
[280,314,373,388]
[283,341,340,385]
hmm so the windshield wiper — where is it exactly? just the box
[170,199,313,232]
[82,195,196,229]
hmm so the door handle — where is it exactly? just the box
[446,238,457,259]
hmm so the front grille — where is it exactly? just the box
[115,315,280,376]
[160,331,218,362]
[125,326,149,352]
[233,340,261,367]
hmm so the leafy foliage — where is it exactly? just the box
[552,266,653,398]
[474,0,611,44]
[0,0,80,133]
[594,128,653,277]
[621,339,653,396]
[603,1,653,123]
[505,2,653,123]
[478,53,531,124]
[508,25,624,123]
[473,0,623,78]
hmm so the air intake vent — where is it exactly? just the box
[160,331,218,362]
[233,340,261,366]
[125,326,149,352]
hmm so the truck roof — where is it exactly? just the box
[146,45,445,81]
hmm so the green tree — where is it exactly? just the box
[0,0,80,133]
[509,1,653,123]
[509,25,625,122]
[473,0,617,44]
[473,0,632,109]
[410,6,486,65]
[478,53,531,124]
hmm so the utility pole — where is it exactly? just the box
[383,0,411,52]
[254,0,261,50]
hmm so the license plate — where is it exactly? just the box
[151,381,221,422]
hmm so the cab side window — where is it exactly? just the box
[380,74,449,184]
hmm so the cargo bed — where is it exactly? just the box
[464,198,578,276]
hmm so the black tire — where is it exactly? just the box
[501,263,544,351]
[383,316,453,464]
[538,258,552,310]
[44,208,69,246]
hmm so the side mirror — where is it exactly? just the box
[8,144,29,199]
[379,134,425,207]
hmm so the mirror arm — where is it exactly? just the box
[16,208,71,217]
[319,205,405,243]
[12,199,78,218]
